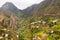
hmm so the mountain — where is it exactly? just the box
[23,4,38,14]
[0,2,25,19]
[0,2,27,30]
[31,0,60,17]
[1,2,18,12]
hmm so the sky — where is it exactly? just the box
[0,0,43,10]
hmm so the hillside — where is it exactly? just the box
[0,2,25,19]
[1,0,60,40]
[27,0,60,40]
[23,4,38,14]
[0,2,25,40]
[31,0,60,17]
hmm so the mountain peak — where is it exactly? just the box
[1,2,18,11]
[3,2,14,5]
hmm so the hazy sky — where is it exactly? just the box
[0,0,43,10]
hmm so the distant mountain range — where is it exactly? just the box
[23,0,60,18]
[0,0,60,19]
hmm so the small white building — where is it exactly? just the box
[42,21,46,25]
[52,19,58,23]
[31,22,35,24]
[37,21,41,23]
[36,26,39,28]
[5,34,8,37]
[51,30,54,33]
[0,36,3,39]
[32,37,36,40]
[2,28,7,31]
[16,35,19,38]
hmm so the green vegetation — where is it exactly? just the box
[0,0,60,40]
